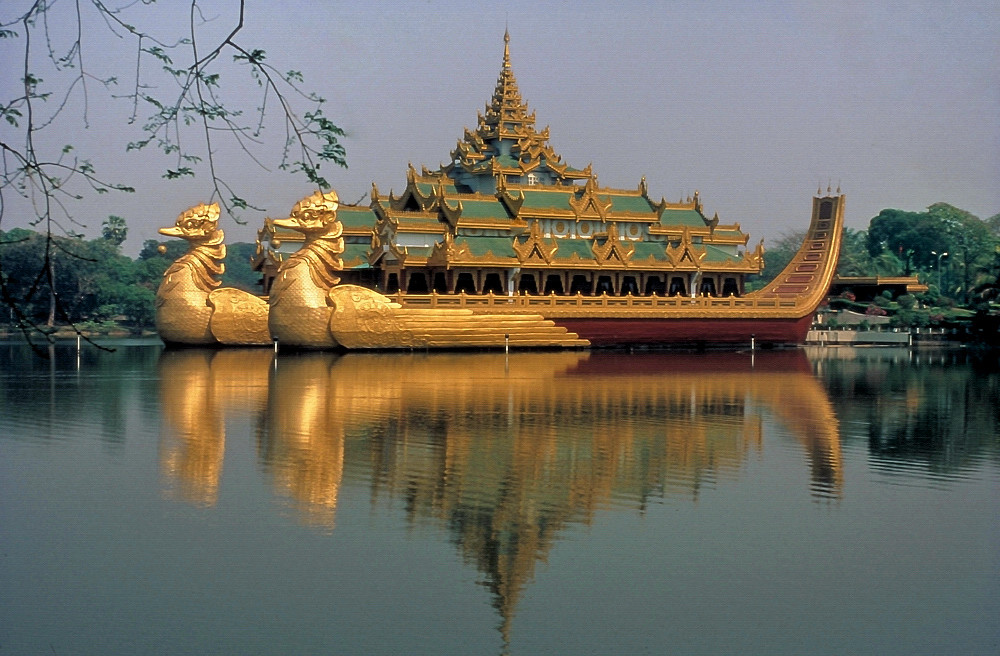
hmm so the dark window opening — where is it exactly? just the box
[386,273,400,294]
[543,275,564,295]
[596,275,614,295]
[432,272,449,294]
[699,278,717,297]
[455,273,477,294]
[518,274,538,295]
[669,277,687,296]
[722,277,740,297]
[406,272,429,294]
[645,276,666,296]
[483,273,504,295]
[569,275,593,295]
[620,276,638,296]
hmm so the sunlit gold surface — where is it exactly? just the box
[267,191,345,349]
[385,192,846,322]
[268,191,589,349]
[155,203,270,346]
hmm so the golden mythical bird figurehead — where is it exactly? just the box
[272,190,341,239]
[159,202,223,243]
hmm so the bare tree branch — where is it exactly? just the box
[0,0,347,346]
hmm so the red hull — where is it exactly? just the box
[554,315,813,347]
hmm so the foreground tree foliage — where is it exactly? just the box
[0,0,344,349]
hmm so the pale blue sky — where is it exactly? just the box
[2,0,997,254]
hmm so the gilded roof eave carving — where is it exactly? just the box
[512,222,558,264]
[592,224,635,264]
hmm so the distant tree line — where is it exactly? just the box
[0,216,259,333]
[757,203,999,303]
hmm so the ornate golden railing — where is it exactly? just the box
[389,291,803,311]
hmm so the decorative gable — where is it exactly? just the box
[592,224,635,265]
[664,228,707,268]
[569,177,613,222]
[513,222,558,264]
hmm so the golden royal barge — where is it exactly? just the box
[155,33,843,350]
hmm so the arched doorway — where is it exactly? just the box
[699,278,716,297]
[644,276,666,296]
[407,272,429,293]
[722,277,739,297]
[518,274,538,294]
[432,272,449,294]
[455,272,477,294]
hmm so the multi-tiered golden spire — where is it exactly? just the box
[448,32,579,182]
[479,29,537,141]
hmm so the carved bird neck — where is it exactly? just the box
[167,229,226,293]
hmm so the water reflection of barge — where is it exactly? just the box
[157,347,842,648]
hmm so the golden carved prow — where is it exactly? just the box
[268,190,589,350]
[268,191,346,349]
[155,202,270,346]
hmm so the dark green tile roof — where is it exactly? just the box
[458,199,511,220]
[608,194,655,214]
[632,242,668,261]
[342,243,371,268]
[519,190,572,210]
[455,236,517,258]
[338,205,377,228]
[703,244,740,264]
[659,208,707,228]
[554,238,593,260]
[415,181,460,196]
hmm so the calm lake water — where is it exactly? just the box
[1,341,997,655]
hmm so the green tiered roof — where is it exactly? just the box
[366,31,761,279]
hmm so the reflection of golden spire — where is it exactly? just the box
[327,349,841,644]
[158,350,224,506]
